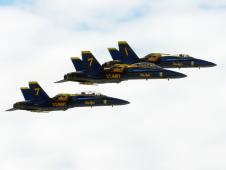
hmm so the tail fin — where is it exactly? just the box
[71,57,86,71]
[28,82,50,101]
[20,87,33,101]
[108,48,124,61]
[81,51,103,75]
[118,41,139,63]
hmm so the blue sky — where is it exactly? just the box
[0,0,14,5]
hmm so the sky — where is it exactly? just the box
[0,0,226,170]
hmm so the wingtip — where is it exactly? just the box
[6,108,16,111]
[54,80,67,83]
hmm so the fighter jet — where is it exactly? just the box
[103,41,216,69]
[6,82,129,112]
[55,51,186,85]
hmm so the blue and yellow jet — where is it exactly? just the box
[55,51,186,85]
[6,82,129,112]
[103,41,216,69]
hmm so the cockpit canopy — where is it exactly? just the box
[130,62,162,69]
[144,53,192,58]
[80,91,104,96]
[176,54,192,58]
[53,92,105,100]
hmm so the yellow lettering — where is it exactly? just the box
[34,88,40,96]
[88,57,93,67]
[106,74,121,79]
[52,102,66,107]
[84,101,95,105]
[140,73,150,78]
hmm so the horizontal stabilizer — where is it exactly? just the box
[55,79,67,83]
[6,108,17,111]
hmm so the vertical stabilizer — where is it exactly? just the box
[28,82,50,101]
[71,57,86,71]
[118,41,139,63]
[81,51,103,75]
[20,87,33,101]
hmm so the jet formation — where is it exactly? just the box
[56,41,216,85]
[7,41,216,112]
[55,51,186,84]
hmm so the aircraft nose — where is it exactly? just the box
[196,59,217,67]
[119,99,130,105]
[205,61,216,67]
[165,70,187,79]
[111,98,130,105]
[175,72,187,78]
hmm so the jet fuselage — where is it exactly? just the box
[12,94,129,112]
[143,54,217,68]
[64,64,186,84]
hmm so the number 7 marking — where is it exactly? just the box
[88,57,93,67]
[34,88,40,96]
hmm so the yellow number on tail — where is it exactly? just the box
[88,57,93,67]
[34,88,40,96]
[125,48,128,56]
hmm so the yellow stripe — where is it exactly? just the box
[71,57,80,60]
[108,48,117,51]
[20,87,29,90]
[118,41,127,44]
[82,51,91,54]
[29,81,38,84]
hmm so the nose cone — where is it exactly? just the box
[204,61,216,67]
[165,70,187,79]
[110,98,130,105]
[195,59,217,67]
[119,99,130,105]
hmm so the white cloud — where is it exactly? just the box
[0,0,226,170]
